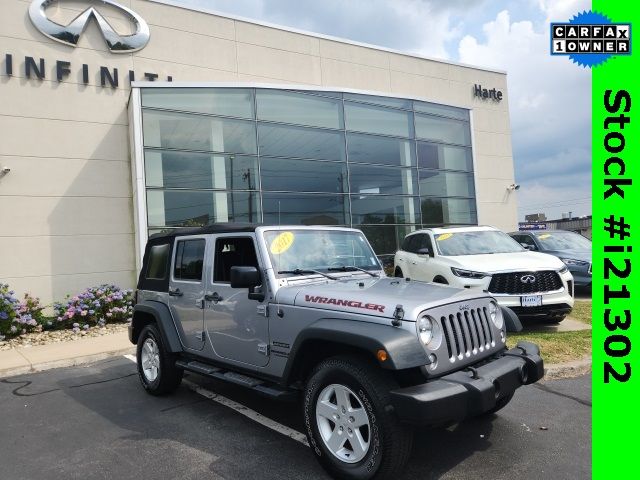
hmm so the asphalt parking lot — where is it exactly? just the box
[0,357,591,480]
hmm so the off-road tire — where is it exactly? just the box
[303,355,413,480]
[136,324,183,396]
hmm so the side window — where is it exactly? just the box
[416,234,434,252]
[401,235,413,252]
[404,235,419,253]
[174,239,206,281]
[214,237,259,283]
[146,244,170,280]
[518,235,537,249]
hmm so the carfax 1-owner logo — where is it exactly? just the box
[551,10,631,67]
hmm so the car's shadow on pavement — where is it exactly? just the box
[405,417,495,479]
[62,363,502,480]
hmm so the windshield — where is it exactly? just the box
[535,231,592,250]
[264,230,381,277]
[435,230,525,256]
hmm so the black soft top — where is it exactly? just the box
[139,223,261,291]
[148,223,261,241]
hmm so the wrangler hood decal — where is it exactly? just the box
[277,277,488,321]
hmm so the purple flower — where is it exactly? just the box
[0,311,8,320]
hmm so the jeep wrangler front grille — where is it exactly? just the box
[440,307,495,362]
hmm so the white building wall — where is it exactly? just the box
[0,0,517,303]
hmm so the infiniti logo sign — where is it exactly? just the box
[28,0,150,53]
[520,274,537,284]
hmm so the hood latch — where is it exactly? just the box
[392,304,404,327]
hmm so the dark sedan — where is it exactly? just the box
[509,230,592,287]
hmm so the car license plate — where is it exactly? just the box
[521,295,542,307]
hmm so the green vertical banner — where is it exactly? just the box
[592,1,640,478]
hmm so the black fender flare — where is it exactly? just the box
[131,301,183,353]
[283,318,430,382]
[501,305,523,332]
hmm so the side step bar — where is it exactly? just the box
[175,360,298,401]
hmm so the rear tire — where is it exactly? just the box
[303,356,413,480]
[394,268,403,278]
[136,324,183,396]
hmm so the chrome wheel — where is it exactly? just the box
[316,383,371,464]
[141,337,160,382]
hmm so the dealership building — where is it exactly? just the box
[0,0,517,304]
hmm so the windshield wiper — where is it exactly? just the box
[278,268,338,280]
[328,265,379,277]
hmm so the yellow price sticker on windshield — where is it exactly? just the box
[538,233,552,239]
[270,232,295,254]
[436,233,453,241]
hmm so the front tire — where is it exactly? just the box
[303,356,413,480]
[394,267,403,278]
[136,324,183,395]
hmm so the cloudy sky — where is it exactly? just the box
[171,0,592,220]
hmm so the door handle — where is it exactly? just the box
[205,292,222,303]
[168,288,183,297]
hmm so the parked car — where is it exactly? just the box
[509,230,592,287]
[130,224,543,480]
[393,226,574,322]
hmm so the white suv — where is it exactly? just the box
[394,226,575,322]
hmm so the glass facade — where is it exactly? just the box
[140,87,477,254]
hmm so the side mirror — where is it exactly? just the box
[230,266,261,289]
[417,247,433,257]
[231,266,265,302]
[520,243,535,251]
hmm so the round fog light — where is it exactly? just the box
[428,354,438,370]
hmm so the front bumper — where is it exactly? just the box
[390,341,543,425]
[509,303,572,318]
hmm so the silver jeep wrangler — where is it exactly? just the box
[130,224,543,480]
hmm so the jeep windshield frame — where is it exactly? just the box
[262,228,382,279]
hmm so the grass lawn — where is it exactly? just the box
[507,300,592,364]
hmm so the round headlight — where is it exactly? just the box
[489,301,504,329]
[417,316,433,345]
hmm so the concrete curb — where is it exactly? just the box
[0,347,135,379]
[544,357,592,380]
[0,331,134,379]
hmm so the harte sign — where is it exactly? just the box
[2,0,172,88]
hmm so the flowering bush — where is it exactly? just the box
[17,293,45,330]
[1,284,38,339]
[52,284,133,330]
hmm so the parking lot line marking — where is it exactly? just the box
[123,355,309,447]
